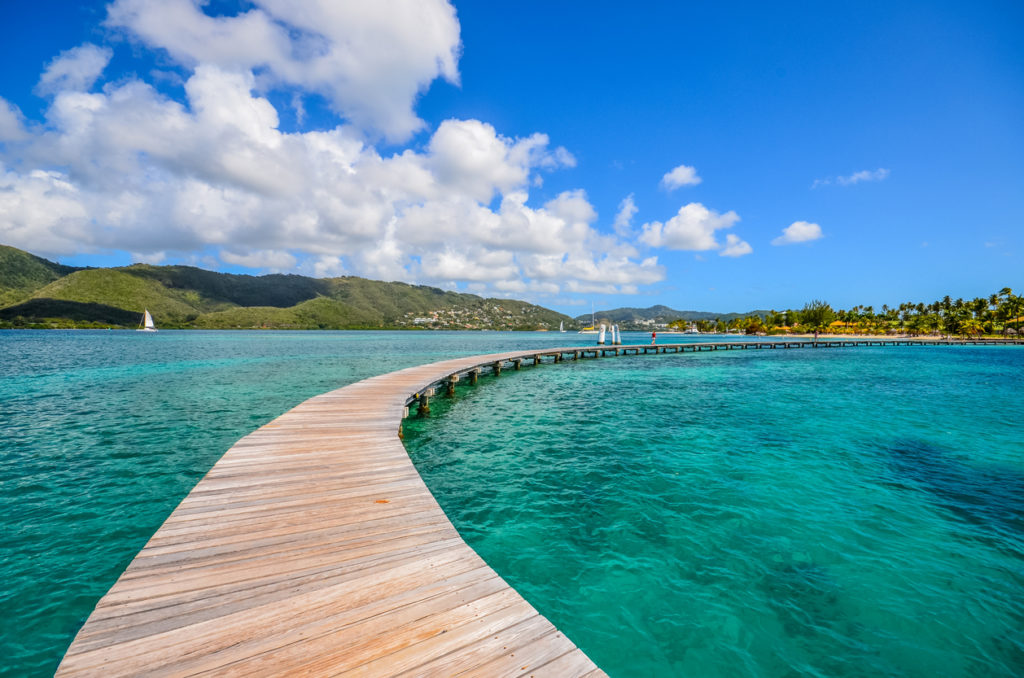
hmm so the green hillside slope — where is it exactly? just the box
[0,244,572,330]
[124,265,327,309]
[0,299,140,326]
[0,244,80,306]
[192,297,381,329]
[29,269,201,322]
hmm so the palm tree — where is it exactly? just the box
[801,300,835,340]
[960,317,983,338]
[1004,293,1023,335]
[898,302,912,333]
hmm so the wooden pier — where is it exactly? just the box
[57,338,1021,677]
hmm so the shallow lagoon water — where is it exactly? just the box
[0,329,599,676]
[404,345,1024,677]
[2,331,1021,676]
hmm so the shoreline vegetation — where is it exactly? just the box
[659,294,1024,340]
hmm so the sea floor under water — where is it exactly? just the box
[404,345,1024,677]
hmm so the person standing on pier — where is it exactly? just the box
[651,331,657,345]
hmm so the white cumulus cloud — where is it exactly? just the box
[612,194,637,236]
[639,202,740,251]
[772,221,823,245]
[105,0,461,141]
[36,44,113,95]
[428,119,572,204]
[1,66,662,299]
[0,98,29,141]
[720,233,752,257]
[660,164,701,190]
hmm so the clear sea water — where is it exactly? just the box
[1,331,1021,677]
[403,344,1024,677]
[0,329,597,677]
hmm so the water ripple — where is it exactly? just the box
[405,346,1024,678]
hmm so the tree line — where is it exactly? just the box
[669,288,1023,337]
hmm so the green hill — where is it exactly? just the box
[0,299,140,326]
[577,305,770,326]
[123,265,329,309]
[0,245,572,330]
[191,297,381,329]
[0,244,80,307]
[28,269,202,322]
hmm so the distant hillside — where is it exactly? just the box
[0,245,573,330]
[0,244,80,307]
[576,305,769,325]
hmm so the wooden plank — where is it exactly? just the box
[57,348,607,677]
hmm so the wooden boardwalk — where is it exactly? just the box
[57,338,1021,677]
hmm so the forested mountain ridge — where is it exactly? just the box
[0,245,572,330]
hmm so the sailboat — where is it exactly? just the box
[137,309,157,332]
[578,303,599,334]
[559,321,565,333]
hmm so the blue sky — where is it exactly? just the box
[0,1,1021,313]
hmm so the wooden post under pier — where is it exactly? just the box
[445,374,458,396]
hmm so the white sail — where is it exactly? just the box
[560,321,565,332]
[138,309,158,332]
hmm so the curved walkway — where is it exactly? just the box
[57,339,1020,676]
[57,348,608,678]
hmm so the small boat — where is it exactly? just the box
[578,303,599,334]
[560,321,566,333]
[684,323,700,334]
[137,309,157,332]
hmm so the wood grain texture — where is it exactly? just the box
[57,339,1019,676]
[57,348,612,677]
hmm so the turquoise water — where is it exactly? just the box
[0,329,617,677]
[404,345,1024,677]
